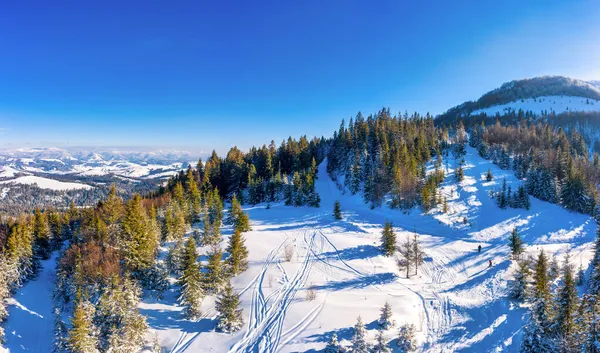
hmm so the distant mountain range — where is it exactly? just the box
[0,147,200,184]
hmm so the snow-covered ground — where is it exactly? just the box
[470,95,600,116]
[1,144,596,352]
[0,175,93,191]
[140,144,597,353]
[2,253,58,352]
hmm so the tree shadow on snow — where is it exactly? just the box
[138,306,214,334]
[321,244,380,262]
[435,298,526,353]
[311,272,397,291]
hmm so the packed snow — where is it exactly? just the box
[0,175,93,191]
[1,144,596,352]
[470,95,600,116]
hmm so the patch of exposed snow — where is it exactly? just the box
[0,175,93,191]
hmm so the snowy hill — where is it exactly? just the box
[438,76,600,121]
[1,144,580,352]
[470,95,600,116]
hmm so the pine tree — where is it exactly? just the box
[226,228,249,276]
[204,246,225,293]
[351,316,370,353]
[333,201,342,220]
[215,281,243,333]
[372,330,391,353]
[33,208,52,260]
[511,259,530,301]
[549,254,560,283]
[397,323,417,352]
[122,194,156,276]
[235,212,251,233]
[381,221,396,257]
[486,168,493,181]
[324,333,342,353]
[227,193,243,226]
[455,165,464,182]
[68,298,99,353]
[521,250,554,353]
[509,227,523,259]
[378,301,394,329]
[555,250,579,351]
[178,237,204,320]
[166,237,185,275]
[187,168,201,222]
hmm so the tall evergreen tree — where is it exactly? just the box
[178,237,204,320]
[68,298,99,353]
[226,228,249,276]
[215,281,244,333]
[333,201,342,220]
[509,227,524,259]
[381,222,396,257]
[351,316,370,353]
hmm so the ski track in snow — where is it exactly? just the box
[229,230,319,353]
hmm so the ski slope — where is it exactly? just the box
[140,144,597,353]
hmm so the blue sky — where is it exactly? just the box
[1,0,599,154]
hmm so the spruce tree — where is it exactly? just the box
[187,168,201,222]
[511,259,530,301]
[381,221,396,257]
[235,212,251,233]
[378,301,394,329]
[509,227,523,259]
[351,316,370,353]
[555,250,579,351]
[373,330,391,353]
[215,281,243,333]
[227,193,243,226]
[486,168,493,181]
[333,201,342,220]
[324,333,342,353]
[33,208,52,260]
[397,323,417,352]
[178,237,204,320]
[226,228,249,276]
[204,246,225,293]
[68,298,99,353]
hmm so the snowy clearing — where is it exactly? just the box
[138,144,596,353]
[470,95,600,116]
[0,175,93,191]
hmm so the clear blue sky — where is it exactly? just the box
[1,0,599,154]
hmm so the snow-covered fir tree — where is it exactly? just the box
[68,298,99,353]
[204,245,225,293]
[380,222,396,257]
[178,237,204,320]
[372,330,391,353]
[226,228,249,276]
[351,316,370,353]
[324,333,343,353]
[215,281,243,333]
[397,323,417,352]
[378,301,394,329]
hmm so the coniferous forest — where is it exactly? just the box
[3,106,600,352]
